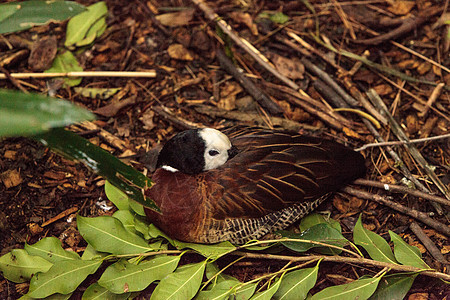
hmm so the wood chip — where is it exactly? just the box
[0,169,22,189]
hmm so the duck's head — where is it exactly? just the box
[156,128,238,174]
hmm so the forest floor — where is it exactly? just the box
[0,0,449,299]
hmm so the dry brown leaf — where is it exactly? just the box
[167,44,194,61]
[416,62,432,75]
[373,84,393,96]
[28,36,57,71]
[94,95,137,117]
[268,53,304,80]
[140,109,156,130]
[156,9,195,27]
[0,169,22,189]
[228,11,258,35]
[397,59,419,69]
[217,82,242,111]
[408,293,429,300]
[387,0,415,15]
[4,150,17,159]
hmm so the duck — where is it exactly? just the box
[144,126,366,244]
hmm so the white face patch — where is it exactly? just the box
[199,128,232,170]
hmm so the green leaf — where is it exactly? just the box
[353,215,398,264]
[151,260,207,300]
[27,259,102,298]
[45,51,83,87]
[389,231,430,269]
[0,249,53,283]
[81,244,107,261]
[25,237,80,263]
[73,87,120,100]
[105,180,131,210]
[273,262,320,300]
[0,1,85,34]
[0,89,95,137]
[280,223,348,254]
[299,213,341,233]
[369,273,417,300]
[65,2,108,49]
[250,276,282,300]
[311,276,382,300]
[76,17,106,47]
[233,282,259,300]
[270,12,290,24]
[112,210,138,235]
[82,283,130,300]
[134,215,152,239]
[20,292,72,300]
[98,256,180,293]
[174,240,236,260]
[34,128,158,210]
[77,215,154,255]
[196,279,240,300]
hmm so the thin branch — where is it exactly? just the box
[409,222,449,265]
[355,133,450,152]
[367,89,450,202]
[343,187,450,237]
[233,251,450,281]
[354,179,450,207]
[0,71,157,79]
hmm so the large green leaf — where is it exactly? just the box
[0,249,53,283]
[353,215,398,264]
[0,89,94,137]
[35,128,158,210]
[369,273,417,300]
[311,276,382,300]
[27,259,102,298]
[280,223,348,254]
[273,263,320,300]
[98,256,180,293]
[25,237,80,263]
[77,215,154,255]
[389,231,430,269]
[151,260,207,300]
[0,1,85,34]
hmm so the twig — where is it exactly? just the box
[216,49,283,115]
[0,71,157,80]
[0,66,29,93]
[301,57,360,108]
[354,7,442,45]
[232,251,450,281]
[354,179,450,207]
[191,0,300,90]
[419,83,446,118]
[343,187,450,237]
[355,133,450,152]
[193,105,318,132]
[367,89,450,203]
[263,81,348,131]
[152,105,204,130]
[409,222,449,265]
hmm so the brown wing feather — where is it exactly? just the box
[207,126,365,220]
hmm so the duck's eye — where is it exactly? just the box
[209,149,220,156]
